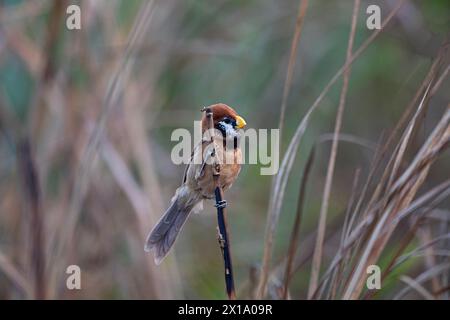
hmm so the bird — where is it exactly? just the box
[145,103,247,264]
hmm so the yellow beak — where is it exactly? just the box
[235,115,247,129]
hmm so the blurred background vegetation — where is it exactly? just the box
[0,0,449,299]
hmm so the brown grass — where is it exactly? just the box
[307,0,360,298]
[257,0,411,299]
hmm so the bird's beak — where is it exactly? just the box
[235,115,247,129]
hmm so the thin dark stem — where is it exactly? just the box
[204,107,237,300]
[214,186,236,300]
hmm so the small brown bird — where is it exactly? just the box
[145,103,247,264]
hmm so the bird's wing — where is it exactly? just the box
[182,139,210,184]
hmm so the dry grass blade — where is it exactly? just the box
[48,0,156,295]
[370,208,450,301]
[257,0,406,299]
[408,250,450,259]
[399,276,435,300]
[365,192,449,300]
[282,147,315,299]
[361,45,448,215]
[328,168,361,299]
[390,180,450,225]
[437,214,449,299]
[343,134,386,242]
[318,179,450,297]
[393,234,450,271]
[390,107,449,195]
[17,139,45,299]
[394,263,450,299]
[101,139,150,221]
[386,82,433,189]
[345,46,447,240]
[363,218,421,300]
[123,86,181,298]
[0,250,31,297]
[318,133,377,151]
[307,0,360,298]
[431,64,450,96]
[278,0,309,142]
[343,105,450,299]
[335,59,448,298]
[341,169,362,244]
[100,138,176,299]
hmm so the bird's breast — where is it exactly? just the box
[187,142,242,199]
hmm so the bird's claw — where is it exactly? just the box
[217,230,226,249]
[215,200,227,209]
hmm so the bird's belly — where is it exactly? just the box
[188,147,242,198]
[196,162,241,198]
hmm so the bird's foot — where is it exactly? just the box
[215,200,227,209]
[216,229,226,249]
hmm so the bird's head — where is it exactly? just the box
[201,103,246,138]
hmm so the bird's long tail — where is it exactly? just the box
[145,187,200,264]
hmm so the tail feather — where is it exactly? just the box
[145,196,194,264]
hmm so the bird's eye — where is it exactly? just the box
[223,118,231,124]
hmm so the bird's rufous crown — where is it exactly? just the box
[201,103,246,132]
